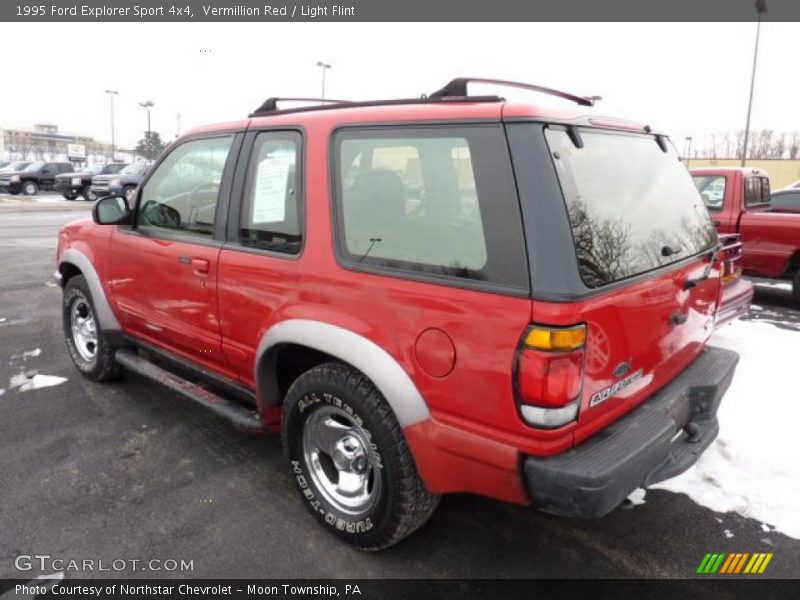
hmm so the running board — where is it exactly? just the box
[115,349,267,434]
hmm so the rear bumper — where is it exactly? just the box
[716,278,754,329]
[523,346,739,518]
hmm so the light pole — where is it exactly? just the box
[684,136,693,162]
[741,0,767,167]
[316,61,332,100]
[139,100,154,159]
[105,89,118,162]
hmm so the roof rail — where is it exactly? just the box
[429,77,596,107]
[247,95,503,118]
[249,97,354,117]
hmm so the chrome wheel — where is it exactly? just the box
[70,296,98,363]
[23,182,37,195]
[302,405,381,516]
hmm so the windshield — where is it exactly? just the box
[24,162,45,172]
[82,164,105,175]
[0,161,30,172]
[120,163,147,175]
[546,128,717,288]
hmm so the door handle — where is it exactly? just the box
[191,259,210,275]
[178,256,210,275]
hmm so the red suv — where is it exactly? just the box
[57,79,739,550]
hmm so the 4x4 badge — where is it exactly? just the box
[590,368,644,408]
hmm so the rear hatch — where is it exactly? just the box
[541,126,721,440]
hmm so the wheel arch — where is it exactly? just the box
[58,248,121,331]
[255,319,430,428]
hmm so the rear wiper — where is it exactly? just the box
[660,244,683,257]
[683,242,724,290]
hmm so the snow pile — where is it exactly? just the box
[8,371,68,393]
[652,319,800,539]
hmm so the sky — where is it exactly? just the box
[0,22,798,153]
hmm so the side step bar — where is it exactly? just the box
[115,349,267,434]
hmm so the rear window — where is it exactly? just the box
[333,125,528,293]
[546,128,717,288]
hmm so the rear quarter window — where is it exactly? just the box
[332,125,529,294]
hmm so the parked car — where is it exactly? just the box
[692,167,800,305]
[0,161,31,173]
[0,161,74,195]
[55,163,129,201]
[90,161,151,202]
[0,162,8,169]
[57,79,739,550]
[769,188,800,214]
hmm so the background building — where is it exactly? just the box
[0,124,134,165]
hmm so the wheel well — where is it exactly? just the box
[58,262,82,286]
[270,343,336,404]
[785,251,800,278]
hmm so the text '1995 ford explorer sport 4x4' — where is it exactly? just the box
[56,78,739,550]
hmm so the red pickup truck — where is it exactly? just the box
[692,167,800,305]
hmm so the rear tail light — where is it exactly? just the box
[515,324,586,429]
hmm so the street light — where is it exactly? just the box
[104,89,118,162]
[139,100,154,159]
[316,61,332,100]
[741,0,767,167]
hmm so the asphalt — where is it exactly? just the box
[1,194,799,581]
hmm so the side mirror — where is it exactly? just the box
[93,195,131,225]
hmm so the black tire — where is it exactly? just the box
[123,185,136,203]
[63,194,78,201]
[62,275,122,382]
[82,185,97,202]
[793,271,800,307]
[22,181,38,196]
[9,191,20,196]
[282,361,439,550]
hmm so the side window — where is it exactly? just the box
[138,136,233,238]
[744,177,761,207]
[692,175,726,211]
[333,126,529,291]
[761,177,770,203]
[239,131,302,254]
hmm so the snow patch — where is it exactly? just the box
[754,281,792,291]
[626,488,646,506]
[9,371,68,393]
[724,529,734,539]
[0,316,6,323]
[11,348,42,360]
[652,319,800,540]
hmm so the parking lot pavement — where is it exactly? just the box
[1,201,799,581]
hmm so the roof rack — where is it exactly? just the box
[249,97,354,117]
[429,77,596,107]
[248,94,502,118]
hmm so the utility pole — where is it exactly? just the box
[316,61,332,100]
[139,100,154,159]
[742,0,767,167]
[105,89,118,162]
[684,136,693,163]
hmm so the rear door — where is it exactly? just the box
[535,127,721,439]
[109,134,241,375]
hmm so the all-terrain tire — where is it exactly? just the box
[62,275,122,382]
[282,361,439,550]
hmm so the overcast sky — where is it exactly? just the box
[0,22,797,152]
